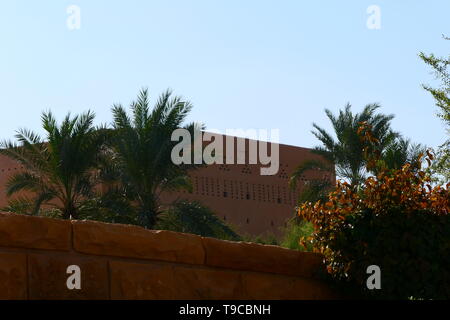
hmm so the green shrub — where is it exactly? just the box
[2,198,66,219]
[280,219,314,251]
[241,233,279,246]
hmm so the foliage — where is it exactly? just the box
[241,233,279,246]
[76,193,140,225]
[376,137,425,173]
[293,105,423,204]
[155,200,240,241]
[311,103,397,186]
[280,219,314,251]
[298,125,450,299]
[419,36,450,183]
[1,196,63,218]
[289,159,334,204]
[106,88,200,228]
[0,111,107,219]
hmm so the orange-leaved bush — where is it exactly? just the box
[297,123,450,299]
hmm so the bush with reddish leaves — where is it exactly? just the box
[298,126,450,299]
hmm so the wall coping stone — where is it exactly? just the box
[0,212,326,278]
[0,212,71,251]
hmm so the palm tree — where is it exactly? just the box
[108,88,198,228]
[291,104,426,203]
[310,103,398,186]
[0,111,106,219]
[377,137,426,173]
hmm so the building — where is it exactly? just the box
[0,134,334,238]
[158,133,333,238]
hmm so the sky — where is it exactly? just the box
[0,0,449,150]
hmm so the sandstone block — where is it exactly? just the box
[28,253,109,300]
[110,260,244,300]
[0,252,27,299]
[0,213,71,251]
[241,272,339,300]
[202,237,326,278]
[73,220,204,265]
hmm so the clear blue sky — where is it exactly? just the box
[0,1,448,149]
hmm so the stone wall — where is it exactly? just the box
[0,212,339,300]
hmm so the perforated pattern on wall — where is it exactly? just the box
[191,176,300,206]
[0,166,23,174]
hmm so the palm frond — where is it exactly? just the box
[290,159,333,190]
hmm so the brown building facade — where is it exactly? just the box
[161,135,333,238]
[0,134,334,238]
